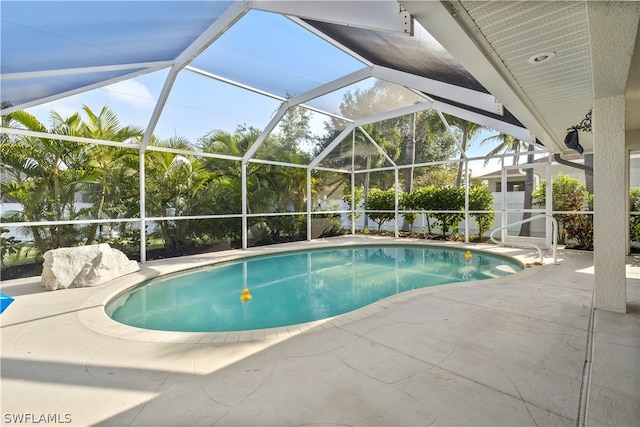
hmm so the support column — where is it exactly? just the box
[139,150,146,263]
[307,168,312,241]
[587,1,639,313]
[241,162,248,250]
[593,95,627,313]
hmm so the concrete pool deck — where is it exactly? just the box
[1,236,638,426]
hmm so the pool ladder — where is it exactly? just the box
[490,214,558,264]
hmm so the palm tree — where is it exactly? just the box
[411,110,458,186]
[1,110,94,252]
[423,113,485,187]
[480,133,526,166]
[519,144,536,236]
[144,136,212,249]
[447,117,484,187]
[199,129,248,158]
[79,105,144,243]
[480,132,537,236]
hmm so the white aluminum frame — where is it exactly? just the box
[0,0,566,265]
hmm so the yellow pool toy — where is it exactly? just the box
[240,288,252,302]
[465,251,473,260]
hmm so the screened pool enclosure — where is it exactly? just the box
[2,1,582,265]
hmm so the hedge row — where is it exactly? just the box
[363,185,494,238]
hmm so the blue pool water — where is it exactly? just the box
[107,245,523,333]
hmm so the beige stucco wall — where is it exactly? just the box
[593,95,627,313]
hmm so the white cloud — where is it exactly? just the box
[103,79,155,110]
[28,98,86,125]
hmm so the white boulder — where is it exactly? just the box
[41,244,139,291]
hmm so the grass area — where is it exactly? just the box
[2,245,41,268]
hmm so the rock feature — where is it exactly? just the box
[41,244,139,291]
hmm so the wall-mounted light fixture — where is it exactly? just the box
[564,109,592,154]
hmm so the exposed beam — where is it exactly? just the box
[0,61,173,81]
[357,126,397,167]
[309,125,356,169]
[174,1,250,69]
[185,66,352,122]
[185,66,287,102]
[436,110,467,160]
[353,101,434,128]
[250,0,413,35]
[287,67,373,106]
[243,102,289,162]
[248,157,309,169]
[289,16,373,67]
[1,66,168,115]
[372,65,502,115]
[140,2,250,150]
[432,99,535,144]
[310,101,434,168]
[0,127,141,149]
[140,67,178,151]
[146,145,242,163]
[228,66,375,163]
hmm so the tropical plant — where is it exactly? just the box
[0,227,21,268]
[411,185,436,234]
[412,111,458,186]
[480,133,526,166]
[411,185,465,237]
[353,124,402,229]
[468,185,495,239]
[445,115,486,187]
[198,125,315,243]
[558,188,593,250]
[629,188,640,245]
[343,184,365,228]
[1,110,95,253]
[532,173,589,212]
[400,191,418,232]
[533,173,592,246]
[277,105,314,152]
[144,137,215,250]
[79,105,143,243]
[429,186,465,237]
[365,188,396,232]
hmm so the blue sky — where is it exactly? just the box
[26,9,362,143]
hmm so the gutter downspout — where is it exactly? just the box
[554,153,593,172]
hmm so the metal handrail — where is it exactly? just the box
[490,214,558,264]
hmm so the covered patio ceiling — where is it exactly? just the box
[1,1,638,157]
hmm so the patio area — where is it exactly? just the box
[1,236,638,426]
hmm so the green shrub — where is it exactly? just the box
[533,173,592,246]
[559,188,593,250]
[343,184,365,228]
[469,185,495,238]
[365,188,396,232]
[631,188,640,244]
[411,186,436,234]
[411,185,464,237]
[430,186,465,237]
[400,191,418,232]
[0,227,22,268]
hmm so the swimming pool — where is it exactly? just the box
[106,245,523,333]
